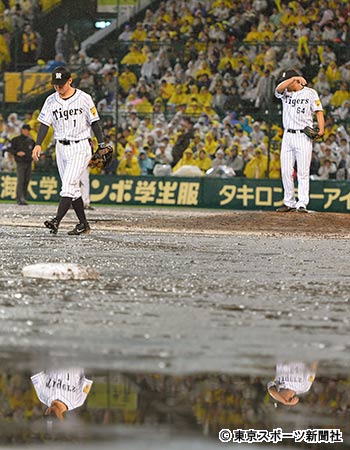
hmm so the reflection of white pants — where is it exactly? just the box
[80,167,90,206]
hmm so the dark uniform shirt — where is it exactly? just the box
[10,134,35,163]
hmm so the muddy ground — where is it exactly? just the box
[0,203,349,449]
[0,203,349,374]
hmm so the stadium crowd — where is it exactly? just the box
[0,0,60,72]
[1,0,350,181]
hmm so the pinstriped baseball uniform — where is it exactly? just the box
[38,89,99,199]
[275,86,323,208]
[31,369,93,410]
[269,362,316,396]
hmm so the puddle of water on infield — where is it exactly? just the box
[0,364,348,449]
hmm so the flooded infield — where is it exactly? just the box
[0,204,349,448]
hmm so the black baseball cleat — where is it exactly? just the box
[297,206,308,213]
[276,204,296,212]
[67,222,91,235]
[44,218,59,234]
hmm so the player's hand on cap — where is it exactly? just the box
[32,144,42,162]
[295,76,307,86]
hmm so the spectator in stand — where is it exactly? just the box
[269,150,281,179]
[195,147,212,174]
[171,118,194,166]
[335,149,349,179]
[337,136,350,155]
[226,145,244,176]
[21,23,38,66]
[131,22,147,41]
[313,68,331,93]
[321,44,337,65]
[118,23,132,42]
[269,6,282,28]
[254,68,275,109]
[325,60,341,88]
[211,148,227,168]
[117,148,141,175]
[126,110,140,131]
[6,112,22,135]
[78,69,96,96]
[336,23,350,46]
[339,61,350,83]
[208,22,226,43]
[138,149,154,175]
[318,145,338,167]
[118,65,137,95]
[0,16,10,70]
[154,141,173,166]
[143,143,156,163]
[121,44,146,66]
[99,57,117,75]
[173,147,196,172]
[250,121,266,145]
[233,125,251,148]
[243,147,268,178]
[317,158,337,179]
[322,23,337,42]
[211,86,227,117]
[143,8,154,29]
[87,56,102,74]
[141,52,159,82]
[211,1,231,21]
[330,82,350,108]
[332,100,350,121]
[319,87,333,111]
[54,27,65,60]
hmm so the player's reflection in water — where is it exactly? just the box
[31,368,93,421]
[267,361,318,407]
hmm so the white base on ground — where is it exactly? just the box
[22,263,100,280]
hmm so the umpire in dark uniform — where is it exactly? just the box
[10,124,35,205]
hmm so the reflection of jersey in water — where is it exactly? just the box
[274,362,316,396]
[31,369,93,410]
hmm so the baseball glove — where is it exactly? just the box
[89,144,113,169]
[303,126,320,140]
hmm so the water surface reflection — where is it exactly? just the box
[0,364,348,448]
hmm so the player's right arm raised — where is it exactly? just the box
[276,76,307,93]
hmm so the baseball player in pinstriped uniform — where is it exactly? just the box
[32,66,105,235]
[31,368,92,419]
[275,69,324,213]
[267,361,317,406]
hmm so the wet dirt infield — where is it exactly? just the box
[1,203,350,449]
[0,203,349,376]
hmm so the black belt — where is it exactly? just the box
[58,139,82,145]
[287,129,303,134]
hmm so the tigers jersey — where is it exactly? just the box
[272,362,316,396]
[275,86,323,130]
[38,89,100,141]
[31,368,93,410]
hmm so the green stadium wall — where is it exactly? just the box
[1,172,350,212]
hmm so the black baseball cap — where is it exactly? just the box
[276,69,303,86]
[51,66,71,86]
[22,124,31,130]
